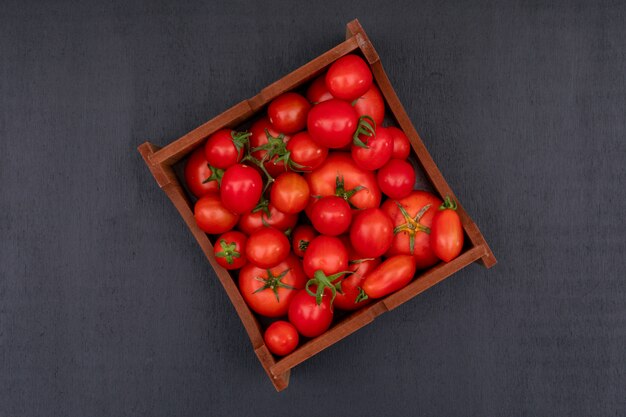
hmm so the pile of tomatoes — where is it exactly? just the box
[184,54,464,357]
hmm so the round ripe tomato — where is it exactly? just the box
[214,231,247,270]
[349,208,393,258]
[362,255,417,299]
[270,172,310,214]
[245,227,290,269]
[381,191,442,269]
[307,99,358,149]
[184,147,221,198]
[238,203,297,234]
[377,159,416,199]
[333,240,380,311]
[325,54,373,101]
[249,117,292,177]
[292,225,318,257]
[431,196,464,262]
[220,164,263,214]
[302,235,348,278]
[306,75,334,103]
[194,194,239,234]
[286,131,328,172]
[353,83,385,126]
[204,128,249,169]
[351,126,393,171]
[267,92,311,134]
[264,321,299,356]
[238,255,305,317]
[305,152,381,209]
[309,196,352,236]
[387,126,411,159]
[288,288,334,338]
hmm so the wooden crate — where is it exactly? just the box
[138,19,496,391]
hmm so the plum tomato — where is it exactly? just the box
[362,255,417,299]
[431,196,464,262]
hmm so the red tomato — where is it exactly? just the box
[349,208,393,258]
[304,152,381,210]
[309,196,352,236]
[220,164,263,214]
[292,224,318,258]
[237,203,297,235]
[288,288,334,338]
[285,131,328,172]
[270,172,310,214]
[351,126,393,171]
[302,235,348,278]
[377,159,416,199]
[431,196,464,262]
[362,255,417,298]
[204,128,249,169]
[194,194,239,234]
[214,231,247,270]
[325,54,373,101]
[245,227,290,268]
[306,75,334,103]
[387,126,411,159]
[333,241,380,311]
[382,191,442,269]
[353,83,385,126]
[249,117,292,177]
[238,255,305,317]
[264,321,299,356]
[184,147,221,198]
[307,99,358,149]
[267,92,311,134]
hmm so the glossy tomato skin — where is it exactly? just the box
[382,191,442,269]
[267,92,311,134]
[351,126,393,171]
[302,235,348,278]
[349,208,393,258]
[270,172,310,214]
[214,230,247,270]
[325,54,373,101]
[309,196,352,236]
[249,117,291,177]
[292,224,318,257]
[307,99,358,149]
[333,240,380,311]
[237,203,298,235]
[194,194,239,234]
[288,288,334,338]
[184,147,220,198]
[264,321,299,356]
[305,152,381,210]
[377,159,416,199]
[245,227,290,269]
[431,201,464,262]
[387,126,411,159]
[204,128,245,169]
[353,83,385,126]
[220,164,263,214]
[306,75,334,103]
[362,255,417,298]
[238,255,305,317]
[286,131,328,172]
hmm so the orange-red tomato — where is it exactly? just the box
[270,172,310,214]
[431,197,464,262]
[194,194,239,235]
[264,321,299,356]
[268,92,311,134]
[362,255,417,299]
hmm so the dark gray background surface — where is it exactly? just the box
[1,1,625,416]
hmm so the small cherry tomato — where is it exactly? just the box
[249,117,292,177]
[264,321,299,356]
[194,194,239,235]
[220,164,263,214]
[288,288,334,338]
[237,202,298,235]
[245,227,290,269]
[309,196,352,236]
[267,92,311,134]
[349,208,394,258]
[307,99,358,149]
[351,126,393,171]
[362,255,417,299]
[387,126,411,159]
[204,128,250,169]
[302,235,348,278]
[286,131,328,172]
[213,231,247,270]
[270,172,310,214]
[292,225,318,258]
[325,54,373,101]
[377,159,416,199]
[306,75,334,103]
[184,147,222,198]
[353,83,385,126]
[431,196,464,262]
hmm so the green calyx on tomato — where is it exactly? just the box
[393,201,432,254]
[298,240,309,253]
[354,287,368,303]
[305,269,353,305]
[352,115,376,148]
[252,196,272,217]
[253,268,295,302]
[246,129,305,184]
[202,164,224,185]
[215,239,241,265]
[230,130,252,159]
[334,175,366,208]
[439,195,458,211]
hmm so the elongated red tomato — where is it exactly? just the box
[325,54,373,101]
[292,225,318,258]
[194,194,239,234]
[306,75,334,103]
[288,288,334,338]
[431,196,464,262]
[353,83,385,126]
[245,227,290,269]
[214,231,247,270]
[387,126,411,159]
[238,255,305,317]
[286,131,328,172]
[184,147,221,198]
[309,196,352,236]
[220,164,263,214]
[377,159,416,199]
[270,172,310,214]
[351,126,393,171]
[307,99,358,148]
[302,235,348,278]
[267,92,311,134]
[204,128,249,169]
[264,321,299,356]
[349,208,393,258]
[362,255,417,298]
[237,203,297,235]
